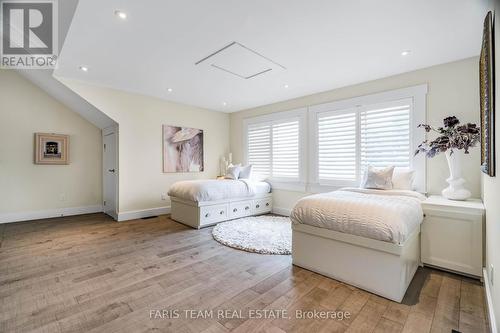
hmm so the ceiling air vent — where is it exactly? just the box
[195,42,285,79]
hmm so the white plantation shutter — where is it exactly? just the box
[314,98,414,185]
[246,115,302,182]
[360,99,411,170]
[317,110,357,182]
[272,120,299,179]
[247,123,271,178]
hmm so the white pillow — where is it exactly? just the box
[238,165,253,179]
[225,165,241,179]
[360,166,395,190]
[392,169,415,190]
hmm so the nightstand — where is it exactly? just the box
[421,195,485,278]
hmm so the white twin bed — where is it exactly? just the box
[168,179,272,229]
[290,187,425,302]
[168,177,425,302]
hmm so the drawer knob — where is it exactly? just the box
[266,203,270,207]
[220,211,224,215]
[245,206,250,210]
[233,208,238,212]
[256,204,260,208]
[205,213,210,218]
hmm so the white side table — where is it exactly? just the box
[421,195,485,278]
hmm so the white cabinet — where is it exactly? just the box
[421,195,485,278]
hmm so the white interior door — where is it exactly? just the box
[103,127,118,219]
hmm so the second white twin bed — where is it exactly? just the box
[290,187,425,302]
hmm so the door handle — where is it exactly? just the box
[108,169,115,173]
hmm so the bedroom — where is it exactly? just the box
[0,0,498,332]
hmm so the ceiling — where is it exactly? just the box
[55,0,490,113]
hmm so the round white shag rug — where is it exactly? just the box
[212,216,291,255]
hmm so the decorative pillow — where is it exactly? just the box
[360,166,395,190]
[225,165,241,179]
[392,169,415,190]
[238,165,253,179]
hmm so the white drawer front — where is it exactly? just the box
[253,198,272,214]
[229,200,253,219]
[200,204,228,225]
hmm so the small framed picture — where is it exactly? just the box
[35,133,69,165]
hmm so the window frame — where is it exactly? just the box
[243,108,307,191]
[308,84,427,193]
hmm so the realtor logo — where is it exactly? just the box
[1,0,58,68]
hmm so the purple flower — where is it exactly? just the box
[415,116,480,158]
[443,116,460,128]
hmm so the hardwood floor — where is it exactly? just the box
[0,213,489,333]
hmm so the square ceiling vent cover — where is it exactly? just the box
[195,42,285,79]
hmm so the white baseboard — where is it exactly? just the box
[0,205,103,224]
[117,206,171,222]
[483,268,498,333]
[272,206,291,216]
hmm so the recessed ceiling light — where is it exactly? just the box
[284,84,289,89]
[401,50,411,56]
[79,66,88,72]
[114,10,127,19]
[222,102,227,106]
[167,88,173,93]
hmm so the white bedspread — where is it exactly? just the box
[168,179,271,202]
[290,188,425,244]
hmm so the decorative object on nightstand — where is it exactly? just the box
[415,116,480,200]
[219,152,233,176]
[421,195,485,278]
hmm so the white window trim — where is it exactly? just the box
[243,108,308,191]
[308,84,427,193]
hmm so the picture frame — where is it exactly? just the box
[162,125,204,173]
[479,11,496,177]
[34,133,70,165]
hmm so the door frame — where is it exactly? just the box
[102,125,119,220]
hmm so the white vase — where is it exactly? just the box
[441,150,471,200]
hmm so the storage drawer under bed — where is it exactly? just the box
[199,203,228,225]
[253,198,272,214]
[229,200,253,219]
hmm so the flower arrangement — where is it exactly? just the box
[414,116,480,158]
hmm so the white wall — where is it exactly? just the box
[230,57,481,213]
[0,70,102,220]
[60,79,230,215]
[483,3,500,330]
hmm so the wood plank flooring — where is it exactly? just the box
[0,213,489,333]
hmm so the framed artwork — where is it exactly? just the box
[480,11,496,177]
[163,125,204,172]
[35,133,69,165]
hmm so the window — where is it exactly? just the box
[272,120,300,179]
[244,108,306,185]
[313,98,413,186]
[244,84,427,192]
[310,85,427,191]
[317,109,357,182]
[360,100,411,170]
[247,123,271,178]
